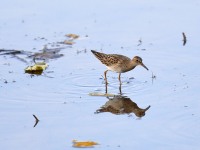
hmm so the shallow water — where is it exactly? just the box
[0,0,200,150]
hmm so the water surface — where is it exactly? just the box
[0,0,200,150]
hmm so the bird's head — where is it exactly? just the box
[132,56,149,70]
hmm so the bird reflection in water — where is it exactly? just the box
[105,81,123,95]
[95,95,150,117]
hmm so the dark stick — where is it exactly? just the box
[33,114,40,127]
[182,32,187,46]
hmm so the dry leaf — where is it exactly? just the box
[72,140,99,148]
[25,62,48,75]
[65,34,79,39]
[63,40,75,45]
[89,92,115,97]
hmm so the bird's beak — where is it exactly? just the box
[141,63,149,70]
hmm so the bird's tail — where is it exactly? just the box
[91,50,113,66]
[91,50,103,59]
[91,50,108,63]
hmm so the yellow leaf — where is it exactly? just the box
[25,62,48,75]
[65,34,79,39]
[89,92,115,97]
[63,40,75,45]
[72,140,99,148]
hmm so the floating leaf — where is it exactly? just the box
[25,62,48,75]
[66,34,79,39]
[63,40,75,45]
[72,140,99,148]
[89,92,115,97]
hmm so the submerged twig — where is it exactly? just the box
[33,114,40,127]
[137,38,142,46]
[12,55,29,64]
[0,49,32,56]
[0,49,22,55]
[0,49,31,64]
[151,72,156,84]
[182,32,187,46]
[151,72,156,79]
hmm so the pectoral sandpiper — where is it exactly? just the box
[91,50,148,84]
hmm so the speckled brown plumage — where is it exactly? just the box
[91,50,128,67]
[91,50,148,84]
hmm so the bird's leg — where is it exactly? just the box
[104,70,108,85]
[118,73,122,85]
[119,83,122,95]
[105,82,108,94]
